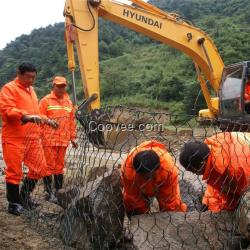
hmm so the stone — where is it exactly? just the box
[58,169,125,249]
[236,190,250,240]
[129,211,234,250]
[179,179,205,212]
[57,186,80,210]
[86,166,109,182]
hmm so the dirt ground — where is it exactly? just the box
[0,166,60,249]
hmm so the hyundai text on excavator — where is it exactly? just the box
[63,0,250,142]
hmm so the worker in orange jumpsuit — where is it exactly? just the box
[39,76,77,201]
[244,78,250,114]
[121,140,187,216]
[0,63,57,216]
[179,132,250,212]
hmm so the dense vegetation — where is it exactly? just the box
[0,0,249,116]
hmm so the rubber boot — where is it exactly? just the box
[43,176,57,203]
[43,176,52,194]
[20,178,38,210]
[54,174,63,191]
[6,183,24,216]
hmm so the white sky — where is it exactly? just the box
[0,0,132,50]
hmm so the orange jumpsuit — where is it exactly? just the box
[0,78,48,184]
[121,140,187,214]
[202,132,250,212]
[39,91,76,175]
[244,81,250,113]
[244,81,250,102]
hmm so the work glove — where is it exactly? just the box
[45,119,58,129]
[21,115,58,129]
[71,140,78,148]
[21,115,43,124]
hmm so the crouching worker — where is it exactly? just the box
[39,76,77,202]
[0,63,58,216]
[121,140,187,217]
[179,132,250,212]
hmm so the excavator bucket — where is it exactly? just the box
[76,106,136,149]
[75,105,168,150]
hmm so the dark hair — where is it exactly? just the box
[179,141,210,172]
[133,150,160,174]
[18,63,37,75]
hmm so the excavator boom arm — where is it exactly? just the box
[64,0,224,116]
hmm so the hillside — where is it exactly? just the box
[0,0,250,115]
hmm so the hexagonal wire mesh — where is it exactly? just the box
[6,106,250,249]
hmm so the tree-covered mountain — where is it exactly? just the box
[0,0,249,115]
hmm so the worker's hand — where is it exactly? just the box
[46,119,58,129]
[21,115,43,124]
[220,176,238,196]
[199,204,208,212]
[71,140,78,148]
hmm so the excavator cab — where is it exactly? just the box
[219,61,250,129]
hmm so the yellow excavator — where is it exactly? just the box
[63,0,250,139]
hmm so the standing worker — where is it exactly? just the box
[179,132,250,212]
[244,77,250,114]
[39,76,77,201]
[121,140,187,216]
[0,63,58,216]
